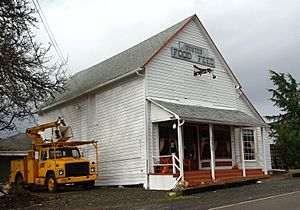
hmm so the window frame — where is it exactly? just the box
[241,128,257,161]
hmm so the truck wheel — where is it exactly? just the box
[15,174,24,187]
[82,181,95,190]
[46,174,59,193]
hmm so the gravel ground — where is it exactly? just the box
[1,174,300,210]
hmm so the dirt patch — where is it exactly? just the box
[1,175,300,210]
[0,186,169,210]
[0,193,50,210]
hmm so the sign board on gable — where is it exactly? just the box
[171,41,215,68]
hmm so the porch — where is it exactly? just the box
[149,153,270,190]
[148,98,270,190]
[151,168,269,187]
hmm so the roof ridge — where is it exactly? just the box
[72,15,193,78]
[42,15,194,110]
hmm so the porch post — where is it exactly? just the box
[240,127,246,177]
[209,123,215,181]
[261,127,268,175]
[177,119,185,181]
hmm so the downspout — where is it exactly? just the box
[136,67,149,188]
[177,118,185,181]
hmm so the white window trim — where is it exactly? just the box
[241,128,257,162]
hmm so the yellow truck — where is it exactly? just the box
[9,118,98,193]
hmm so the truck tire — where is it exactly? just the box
[82,181,95,190]
[15,174,24,187]
[46,174,59,193]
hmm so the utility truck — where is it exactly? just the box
[9,118,98,193]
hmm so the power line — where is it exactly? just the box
[32,0,64,65]
[31,0,83,93]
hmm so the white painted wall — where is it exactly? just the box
[145,19,271,171]
[149,174,176,190]
[146,20,237,109]
[263,127,272,170]
[40,75,147,186]
[94,76,146,186]
[39,96,89,140]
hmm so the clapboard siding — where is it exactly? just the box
[234,127,269,169]
[40,75,147,187]
[263,128,272,170]
[146,20,236,109]
[39,97,89,140]
[236,95,258,118]
[93,76,146,186]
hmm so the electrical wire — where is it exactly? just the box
[30,0,86,119]
[31,0,83,93]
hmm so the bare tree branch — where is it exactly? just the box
[0,0,68,131]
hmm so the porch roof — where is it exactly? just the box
[150,99,269,127]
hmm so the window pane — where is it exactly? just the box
[242,129,255,160]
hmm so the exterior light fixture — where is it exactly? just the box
[172,123,177,129]
[193,65,216,79]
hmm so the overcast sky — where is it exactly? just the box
[35,0,300,116]
[2,0,299,138]
[35,0,300,118]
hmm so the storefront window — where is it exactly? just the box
[214,126,231,158]
[200,125,210,159]
[200,125,231,159]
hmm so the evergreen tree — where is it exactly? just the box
[266,70,300,168]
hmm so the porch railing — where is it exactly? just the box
[152,153,182,189]
[256,152,264,168]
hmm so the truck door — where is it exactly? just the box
[38,150,48,177]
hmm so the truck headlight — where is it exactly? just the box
[91,167,95,172]
[58,169,64,175]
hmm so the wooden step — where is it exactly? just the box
[183,169,269,187]
[171,169,269,187]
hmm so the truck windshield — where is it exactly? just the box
[49,148,80,159]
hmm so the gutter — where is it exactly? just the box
[41,67,143,112]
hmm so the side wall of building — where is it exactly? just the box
[40,75,147,186]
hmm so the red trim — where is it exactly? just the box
[142,15,196,68]
[142,14,265,123]
[192,15,266,123]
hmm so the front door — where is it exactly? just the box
[183,125,199,170]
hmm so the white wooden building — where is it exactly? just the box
[40,14,271,190]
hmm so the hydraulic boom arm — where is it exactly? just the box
[26,117,66,147]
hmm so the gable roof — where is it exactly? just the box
[0,133,32,152]
[42,15,194,110]
[41,14,265,124]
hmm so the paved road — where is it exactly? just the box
[210,191,300,210]
[136,175,300,210]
